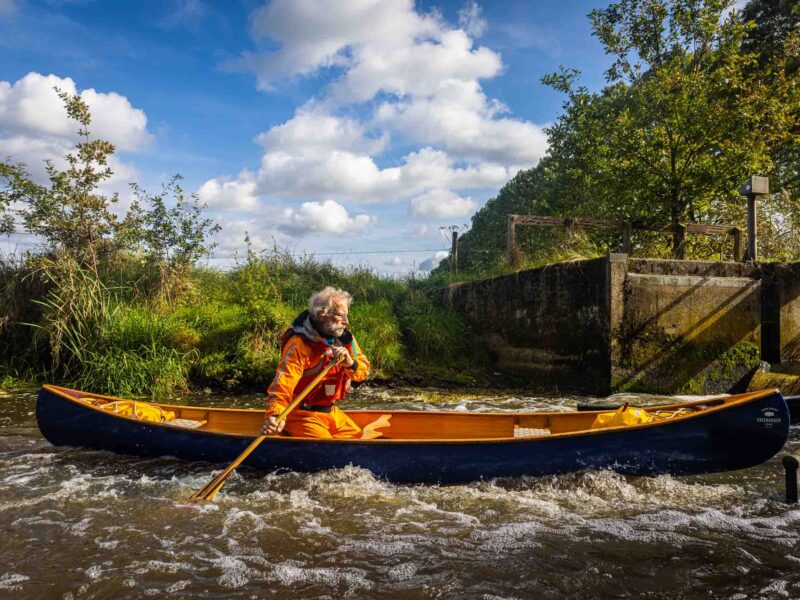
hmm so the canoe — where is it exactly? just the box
[36,385,789,484]
[577,394,800,425]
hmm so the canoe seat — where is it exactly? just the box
[514,427,551,438]
[168,419,207,429]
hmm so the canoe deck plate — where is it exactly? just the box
[514,427,551,438]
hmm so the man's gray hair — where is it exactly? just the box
[309,286,352,319]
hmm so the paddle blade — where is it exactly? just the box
[186,435,267,503]
[360,414,392,440]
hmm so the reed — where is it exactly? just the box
[398,291,468,364]
[349,300,405,373]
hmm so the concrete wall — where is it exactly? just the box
[440,256,800,394]
[613,259,761,393]
[441,257,612,391]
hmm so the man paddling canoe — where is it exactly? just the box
[260,286,373,438]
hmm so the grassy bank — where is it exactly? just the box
[0,249,480,397]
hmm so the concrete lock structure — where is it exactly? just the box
[440,255,800,395]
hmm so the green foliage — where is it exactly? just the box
[454,0,800,273]
[398,291,468,365]
[2,89,120,272]
[26,257,196,397]
[349,300,405,373]
[119,176,220,306]
[76,345,190,399]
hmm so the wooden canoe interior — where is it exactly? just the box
[43,385,776,442]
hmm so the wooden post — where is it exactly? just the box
[732,227,744,262]
[565,218,576,236]
[451,230,458,276]
[622,222,632,254]
[673,224,687,260]
[506,215,517,267]
[784,453,799,504]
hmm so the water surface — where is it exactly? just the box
[1,387,798,599]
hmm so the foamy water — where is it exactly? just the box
[1,387,798,598]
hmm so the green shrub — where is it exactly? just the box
[79,344,191,397]
[398,291,467,364]
[349,300,405,374]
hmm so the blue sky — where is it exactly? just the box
[0,0,615,274]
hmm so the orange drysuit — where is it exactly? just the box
[264,310,370,438]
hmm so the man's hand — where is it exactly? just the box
[261,415,285,435]
[331,346,354,368]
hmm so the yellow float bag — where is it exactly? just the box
[101,400,176,423]
[591,405,653,429]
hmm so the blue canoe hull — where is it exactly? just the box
[36,387,790,484]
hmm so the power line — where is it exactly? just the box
[207,248,450,260]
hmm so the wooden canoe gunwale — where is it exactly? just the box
[40,384,781,444]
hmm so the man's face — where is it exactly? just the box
[319,298,349,337]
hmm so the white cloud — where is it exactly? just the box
[375,80,548,165]
[328,28,501,104]
[197,171,259,211]
[458,2,486,38]
[385,255,403,266]
[207,0,549,242]
[419,250,449,271]
[280,199,375,236]
[234,0,442,89]
[257,109,387,155]
[409,189,477,219]
[0,72,151,151]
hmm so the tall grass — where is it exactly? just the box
[350,300,405,373]
[31,257,194,397]
[398,290,468,365]
[2,247,483,395]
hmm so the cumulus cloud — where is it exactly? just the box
[280,199,375,236]
[209,0,549,240]
[419,250,449,271]
[458,2,486,38]
[385,255,403,266]
[197,171,259,211]
[0,73,151,211]
[375,80,548,165]
[0,72,151,151]
[409,189,477,219]
[233,0,442,89]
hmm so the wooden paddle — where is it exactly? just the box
[187,356,343,503]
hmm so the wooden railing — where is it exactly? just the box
[506,215,745,265]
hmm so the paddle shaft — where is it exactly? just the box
[188,355,344,502]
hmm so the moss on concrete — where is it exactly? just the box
[747,363,800,395]
[676,341,761,395]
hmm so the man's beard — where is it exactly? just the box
[317,320,345,338]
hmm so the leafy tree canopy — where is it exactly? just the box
[451,0,800,274]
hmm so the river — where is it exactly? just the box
[1,386,799,599]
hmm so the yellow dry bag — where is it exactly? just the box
[100,400,176,423]
[591,405,653,429]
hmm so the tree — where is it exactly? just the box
[549,0,798,251]
[119,176,221,304]
[449,0,800,272]
[0,88,121,272]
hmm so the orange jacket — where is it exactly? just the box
[265,311,370,416]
